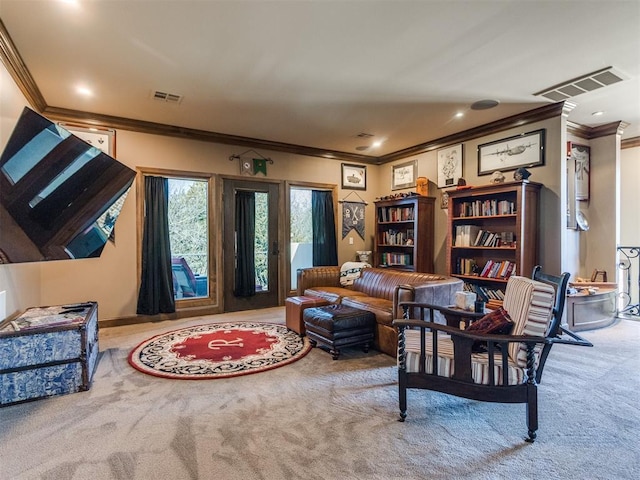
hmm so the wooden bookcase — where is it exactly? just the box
[374,195,435,272]
[446,181,541,302]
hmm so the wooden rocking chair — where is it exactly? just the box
[392,267,592,442]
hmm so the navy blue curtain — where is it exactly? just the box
[312,190,338,266]
[136,176,175,315]
[234,190,256,297]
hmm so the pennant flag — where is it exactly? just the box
[240,160,254,176]
[342,201,366,240]
[253,158,267,176]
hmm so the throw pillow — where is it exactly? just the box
[466,307,514,353]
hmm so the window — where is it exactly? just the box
[254,191,269,291]
[167,177,209,300]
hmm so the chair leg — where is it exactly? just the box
[398,371,407,422]
[526,384,538,442]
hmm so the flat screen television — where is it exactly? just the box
[0,107,136,263]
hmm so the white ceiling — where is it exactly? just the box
[1,0,639,159]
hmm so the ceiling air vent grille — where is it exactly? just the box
[152,90,183,104]
[534,66,628,101]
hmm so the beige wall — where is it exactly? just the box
[620,144,640,305]
[1,59,627,323]
[1,61,384,320]
[581,134,619,277]
[0,61,42,320]
[381,116,566,276]
[38,131,390,320]
[620,145,640,247]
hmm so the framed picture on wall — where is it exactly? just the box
[477,129,545,175]
[568,142,590,201]
[341,163,367,190]
[437,144,463,188]
[440,190,450,209]
[391,160,417,190]
[59,123,116,156]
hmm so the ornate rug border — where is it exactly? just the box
[127,322,311,380]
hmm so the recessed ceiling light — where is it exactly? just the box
[76,85,93,97]
[455,112,464,118]
[372,140,383,148]
[471,99,500,110]
[592,111,604,116]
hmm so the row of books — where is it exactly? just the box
[454,257,478,276]
[463,282,506,302]
[380,252,413,266]
[380,229,414,245]
[454,225,515,247]
[378,206,415,222]
[457,199,515,217]
[473,229,515,247]
[479,260,516,279]
[453,258,517,279]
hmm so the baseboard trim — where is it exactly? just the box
[100,305,223,328]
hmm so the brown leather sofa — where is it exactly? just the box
[296,266,463,356]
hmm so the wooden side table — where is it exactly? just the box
[285,296,330,335]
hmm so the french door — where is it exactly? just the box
[223,178,280,312]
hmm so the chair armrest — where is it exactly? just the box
[393,317,551,346]
[399,300,485,328]
[393,317,549,386]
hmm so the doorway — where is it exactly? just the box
[223,178,280,312]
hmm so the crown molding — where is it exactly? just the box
[622,136,640,149]
[568,120,629,140]
[41,106,379,164]
[376,102,565,164]
[0,19,46,111]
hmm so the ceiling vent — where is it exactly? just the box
[152,90,183,104]
[534,66,629,102]
[356,132,374,138]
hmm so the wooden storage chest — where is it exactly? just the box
[0,302,99,406]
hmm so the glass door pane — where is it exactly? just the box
[290,188,313,290]
[167,178,209,300]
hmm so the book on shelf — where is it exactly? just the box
[381,228,414,245]
[463,283,505,303]
[380,252,412,266]
[379,206,415,222]
[454,225,481,247]
[457,199,516,217]
[477,260,516,279]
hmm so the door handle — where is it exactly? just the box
[271,241,279,255]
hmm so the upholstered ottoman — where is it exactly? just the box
[285,296,330,335]
[303,304,376,360]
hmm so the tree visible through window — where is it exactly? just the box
[167,178,208,299]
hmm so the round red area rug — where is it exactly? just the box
[128,322,311,379]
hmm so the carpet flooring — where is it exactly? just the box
[1,307,638,480]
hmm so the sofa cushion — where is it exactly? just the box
[303,286,367,304]
[353,268,448,301]
[341,296,393,325]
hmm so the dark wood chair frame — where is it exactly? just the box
[392,266,592,442]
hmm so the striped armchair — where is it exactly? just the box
[393,269,592,442]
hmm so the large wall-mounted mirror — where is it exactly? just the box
[0,107,136,264]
